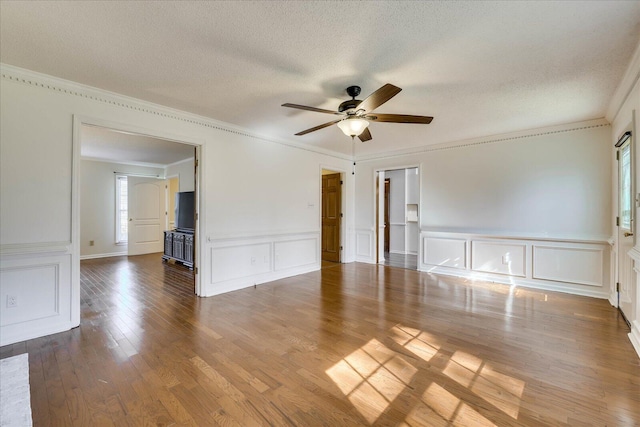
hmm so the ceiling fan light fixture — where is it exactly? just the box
[337,117,369,137]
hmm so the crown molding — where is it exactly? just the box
[165,157,195,169]
[81,156,168,170]
[356,118,610,162]
[607,39,640,123]
[0,63,352,162]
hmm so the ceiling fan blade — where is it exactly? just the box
[357,84,402,113]
[282,103,344,115]
[295,119,343,136]
[358,127,372,142]
[367,113,433,124]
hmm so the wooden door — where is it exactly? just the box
[128,176,167,256]
[384,178,390,253]
[322,173,341,262]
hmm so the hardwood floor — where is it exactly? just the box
[2,254,639,426]
[382,252,418,270]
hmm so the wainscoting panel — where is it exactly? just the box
[206,231,320,296]
[423,237,466,269]
[274,238,317,271]
[471,241,526,277]
[0,251,72,347]
[533,245,603,287]
[356,229,374,262]
[420,231,611,298]
[211,243,271,283]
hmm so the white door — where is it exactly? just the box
[617,134,635,322]
[128,176,167,256]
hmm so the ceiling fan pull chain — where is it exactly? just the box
[352,137,356,175]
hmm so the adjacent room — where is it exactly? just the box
[1,1,639,426]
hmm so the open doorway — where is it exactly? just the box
[78,122,200,291]
[376,167,420,270]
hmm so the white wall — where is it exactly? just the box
[0,64,353,346]
[355,120,612,297]
[166,157,195,192]
[80,159,164,259]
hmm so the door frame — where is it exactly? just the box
[319,165,347,263]
[374,164,422,267]
[72,115,205,319]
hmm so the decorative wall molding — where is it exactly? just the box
[205,231,320,297]
[0,254,72,347]
[355,228,375,263]
[420,231,610,299]
[0,63,351,162]
[0,241,71,256]
[207,229,320,243]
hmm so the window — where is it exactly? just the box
[116,175,128,243]
[620,141,632,230]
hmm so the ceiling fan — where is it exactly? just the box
[282,84,433,142]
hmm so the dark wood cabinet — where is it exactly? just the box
[162,230,194,269]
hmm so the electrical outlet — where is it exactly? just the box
[7,295,17,308]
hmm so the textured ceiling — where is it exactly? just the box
[2,1,639,157]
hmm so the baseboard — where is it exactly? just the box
[630,321,640,359]
[421,265,610,299]
[204,263,320,297]
[389,250,406,255]
[80,251,127,260]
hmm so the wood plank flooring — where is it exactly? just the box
[1,254,639,426]
[382,252,418,270]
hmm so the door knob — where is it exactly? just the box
[129,218,132,222]
[624,232,634,237]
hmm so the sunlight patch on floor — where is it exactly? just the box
[443,350,524,419]
[390,325,440,362]
[421,383,497,427]
[326,338,417,424]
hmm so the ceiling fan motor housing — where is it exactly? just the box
[339,85,363,113]
[338,99,362,113]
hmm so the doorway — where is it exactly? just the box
[376,167,420,270]
[75,120,201,295]
[321,169,344,264]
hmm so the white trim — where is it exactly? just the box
[421,230,609,245]
[80,252,127,260]
[165,157,195,169]
[0,241,71,256]
[81,156,169,169]
[629,321,640,359]
[207,229,321,243]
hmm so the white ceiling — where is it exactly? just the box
[81,125,194,166]
[2,1,639,157]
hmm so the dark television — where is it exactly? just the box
[175,191,195,232]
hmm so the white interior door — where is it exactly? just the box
[128,176,167,256]
[617,135,635,322]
